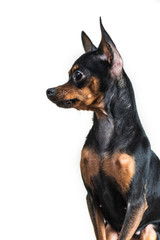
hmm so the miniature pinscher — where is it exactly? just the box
[46,19,160,240]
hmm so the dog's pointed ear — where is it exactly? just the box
[98,18,123,79]
[81,31,97,53]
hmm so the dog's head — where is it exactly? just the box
[46,18,123,117]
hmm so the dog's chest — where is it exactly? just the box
[80,147,136,193]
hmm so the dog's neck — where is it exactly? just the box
[91,71,142,153]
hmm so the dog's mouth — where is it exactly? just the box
[46,88,80,108]
[53,98,80,108]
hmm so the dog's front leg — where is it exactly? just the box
[86,194,107,240]
[118,198,148,240]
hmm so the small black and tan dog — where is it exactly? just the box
[46,19,160,240]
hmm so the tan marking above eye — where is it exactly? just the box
[72,64,79,73]
[102,153,136,193]
[68,64,79,76]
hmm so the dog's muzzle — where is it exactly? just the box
[46,87,79,108]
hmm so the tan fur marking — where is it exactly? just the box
[139,224,157,240]
[69,64,79,75]
[74,76,106,117]
[87,196,107,240]
[72,64,79,73]
[68,69,71,75]
[95,208,107,240]
[80,148,100,188]
[54,77,107,117]
[102,153,135,192]
[119,199,148,240]
[106,224,119,240]
[105,223,156,240]
[76,76,101,107]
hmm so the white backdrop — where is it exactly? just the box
[0,0,160,239]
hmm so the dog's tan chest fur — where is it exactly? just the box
[80,148,100,188]
[81,148,136,192]
[102,153,136,193]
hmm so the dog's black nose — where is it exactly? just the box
[46,88,56,98]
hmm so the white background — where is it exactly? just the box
[0,0,160,239]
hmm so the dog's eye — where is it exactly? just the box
[73,71,83,82]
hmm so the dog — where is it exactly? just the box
[46,19,160,240]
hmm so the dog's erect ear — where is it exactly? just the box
[81,31,97,53]
[98,18,123,79]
